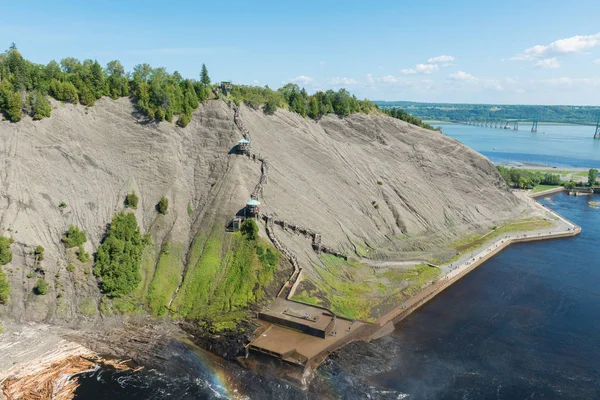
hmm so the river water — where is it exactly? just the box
[75,126,600,399]
[439,123,600,168]
[363,192,600,399]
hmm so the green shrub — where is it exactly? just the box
[156,196,168,215]
[62,225,87,248]
[34,278,48,295]
[0,237,13,265]
[77,245,91,263]
[34,245,44,261]
[176,112,192,127]
[58,201,67,209]
[263,99,277,115]
[240,218,258,241]
[125,191,139,209]
[94,213,147,297]
[66,264,75,273]
[27,91,52,120]
[0,267,10,303]
[49,79,78,103]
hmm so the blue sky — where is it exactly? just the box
[3,0,600,105]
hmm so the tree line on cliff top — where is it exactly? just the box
[0,44,434,129]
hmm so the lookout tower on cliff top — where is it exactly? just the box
[220,81,233,95]
[246,199,261,218]
[237,138,251,155]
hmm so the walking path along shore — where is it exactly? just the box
[374,191,581,330]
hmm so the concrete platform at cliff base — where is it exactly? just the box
[248,299,366,366]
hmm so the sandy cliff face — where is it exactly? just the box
[0,98,526,323]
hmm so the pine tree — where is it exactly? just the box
[90,60,105,98]
[308,97,319,119]
[6,92,22,122]
[200,64,211,86]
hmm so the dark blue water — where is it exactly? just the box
[366,192,600,399]
[440,124,600,168]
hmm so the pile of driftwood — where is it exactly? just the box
[2,356,138,400]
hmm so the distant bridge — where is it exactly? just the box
[459,115,600,138]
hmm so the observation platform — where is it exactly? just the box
[248,299,365,367]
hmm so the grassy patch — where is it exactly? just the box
[171,227,279,330]
[299,255,375,321]
[146,242,183,316]
[292,291,323,306]
[0,266,10,304]
[171,230,224,318]
[293,257,441,321]
[80,297,97,316]
[445,217,555,263]
[382,264,441,297]
[531,185,561,193]
[134,246,158,301]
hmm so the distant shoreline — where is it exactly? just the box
[425,121,597,126]
[494,162,591,172]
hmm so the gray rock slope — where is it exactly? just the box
[0,97,526,323]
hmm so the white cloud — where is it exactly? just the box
[512,32,600,60]
[329,77,358,85]
[319,61,326,65]
[447,71,504,91]
[594,58,600,64]
[428,55,456,63]
[401,63,439,75]
[381,75,398,83]
[253,80,260,84]
[536,77,600,88]
[535,57,560,69]
[449,70,476,81]
[289,75,313,85]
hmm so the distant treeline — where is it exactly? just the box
[376,101,600,125]
[0,44,435,130]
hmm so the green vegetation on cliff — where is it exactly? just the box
[146,242,182,316]
[1,45,435,130]
[0,236,13,265]
[292,256,442,321]
[171,225,279,330]
[94,212,148,297]
[0,266,9,304]
[382,107,435,130]
[62,225,87,248]
[230,84,378,119]
[0,236,14,304]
